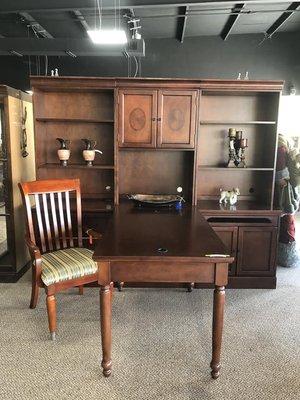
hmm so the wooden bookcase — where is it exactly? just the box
[197,91,280,208]
[33,85,116,211]
[31,77,283,288]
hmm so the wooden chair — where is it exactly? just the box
[19,178,99,340]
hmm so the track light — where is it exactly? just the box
[9,50,23,57]
[65,50,77,58]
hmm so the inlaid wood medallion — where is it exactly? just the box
[129,108,146,131]
[168,108,185,131]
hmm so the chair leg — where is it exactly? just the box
[110,282,114,301]
[187,282,195,293]
[30,280,40,309]
[78,285,84,295]
[46,294,57,341]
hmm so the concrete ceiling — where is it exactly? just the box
[0,1,300,55]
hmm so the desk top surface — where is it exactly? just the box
[93,204,233,263]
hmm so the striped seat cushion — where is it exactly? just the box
[41,247,98,286]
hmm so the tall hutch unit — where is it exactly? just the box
[0,86,36,282]
[31,77,283,288]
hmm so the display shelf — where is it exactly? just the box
[36,117,114,123]
[200,121,277,125]
[198,166,273,171]
[197,199,279,213]
[37,163,115,170]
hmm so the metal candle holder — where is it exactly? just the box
[227,129,248,168]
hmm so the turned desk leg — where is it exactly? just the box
[100,285,112,377]
[210,285,225,379]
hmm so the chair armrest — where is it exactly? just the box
[25,235,42,262]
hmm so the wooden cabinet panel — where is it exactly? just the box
[118,89,157,148]
[237,227,277,276]
[157,90,197,148]
[212,226,238,276]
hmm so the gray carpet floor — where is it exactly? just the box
[0,267,299,400]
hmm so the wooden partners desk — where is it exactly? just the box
[93,204,234,379]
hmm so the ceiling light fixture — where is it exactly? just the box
[88,0,127,45]
[65,50,77,58]
[9,50,23,57]
[87,29,127,44]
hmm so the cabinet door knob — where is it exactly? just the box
[157,117,161,122]
[151,117,156,121]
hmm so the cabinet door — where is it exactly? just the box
[118,89,157,148]
[237,227,277,276]
[157,90,197,148]
[212,226,238,276]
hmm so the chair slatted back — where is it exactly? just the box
[19,179,82,254]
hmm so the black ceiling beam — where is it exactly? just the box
[19,12,53,38]
[73,10,90,32]
[220,3,245,40]
[266,2,300,37]
[176,6,189,43]
[0,0,296,14]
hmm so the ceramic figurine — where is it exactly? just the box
[56,138,70,166]
[81,139,103,166]
[219,187,240,206]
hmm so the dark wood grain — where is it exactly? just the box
[29,76,282,290]
[100,283,112,377]
[237,226,277,276]
[93,204,233,262]
[118,89,157,148]
[157,90,197,149]
[95,204,231,378]
[212,226,238,275]
[46,294,57,340]
[210,285,225,379]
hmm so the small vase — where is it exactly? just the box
[57,149,70,167]
[81,139,102,166]
[83,149,103,166]
[56,138,70,167]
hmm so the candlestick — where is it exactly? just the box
[227,129,248,168]
[239,147,247,168]
[236,130,243,140]
[240,138,248,148]
[228,128,236,138]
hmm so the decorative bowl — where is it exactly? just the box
[128,194,184,207]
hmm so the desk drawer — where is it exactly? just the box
[110,261,215,283]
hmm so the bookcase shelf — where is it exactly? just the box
[200,121,277,125]
[198,166,273,171]
[36,117,114,123]
[38,163,115,170]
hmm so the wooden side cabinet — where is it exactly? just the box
[157,90,197,148]
[237,226,277,276]
[118,89,198,149]
[118,89,157,148]
[213,226,238,276]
